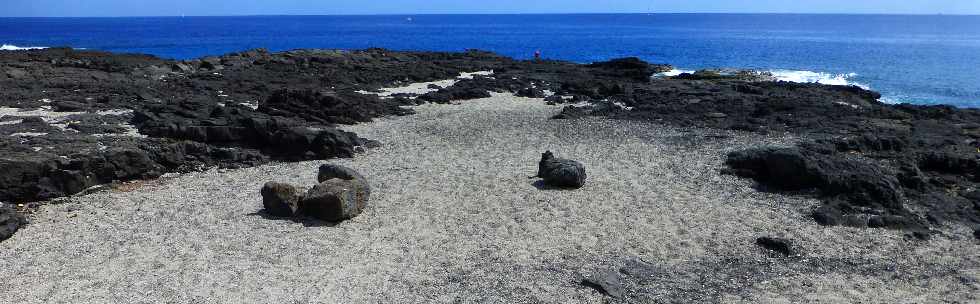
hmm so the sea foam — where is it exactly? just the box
[0,44,47,51]
[769,70,868,89]
[658,67,869,89]
[655,69,696,77]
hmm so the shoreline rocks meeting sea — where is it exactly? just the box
[0,47,979,302]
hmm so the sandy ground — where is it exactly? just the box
[1,93,978,303]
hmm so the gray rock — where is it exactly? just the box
[534,151,587,188]
[301,178,369,222]
[581,269,624,299]
[261,182,302,217]
[5,68,27,79]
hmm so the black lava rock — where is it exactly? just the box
[261,182,302,217]
[534,151,587,189]
[0,204,27,241]
[755,237,796,256]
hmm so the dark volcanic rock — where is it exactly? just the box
[755,237,796,256]
[586,57,671,81]
[317,163,371,204]
[534,151,587,189]
[0,204,27,241]
[261,182,302,217]
[261,89,413,125]
[419,80,492,103]
[726,147,931,236]
[301,178,369,222]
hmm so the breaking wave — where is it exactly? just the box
[655,68,696,77]
[768,70,869,89]
[0,44,47,51]
[657,67,869,89]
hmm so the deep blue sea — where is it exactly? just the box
[2,14,979,107]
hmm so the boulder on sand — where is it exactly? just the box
[318,163,372,202]
[261,182,302,217]
[301,178,370,222]
[533,151,587,188]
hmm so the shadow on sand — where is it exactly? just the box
[247,210,339,228]
[530,179,582,191]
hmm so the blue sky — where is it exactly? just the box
[3,0,979,17]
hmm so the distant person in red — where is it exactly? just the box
[534,50,541,62]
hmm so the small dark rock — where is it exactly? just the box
[756,236,795,256]
[534,151,586,188]
[261,182,302,217]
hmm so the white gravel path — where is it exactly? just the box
[1,93,977,303]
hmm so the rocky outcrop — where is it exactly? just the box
[726,147,931,237]
[533,151,587,189]
[261,89,414,125]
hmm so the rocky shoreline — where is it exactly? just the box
[2,47,979,245]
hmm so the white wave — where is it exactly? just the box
[0,44,47,51]
[655,68,695,77]
[769,70,869,89]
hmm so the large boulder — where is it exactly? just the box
[317,164,371,204]
[0,203,27,241]
[261,182,302,217]
[301,178,370,222]
[535,151,587,188]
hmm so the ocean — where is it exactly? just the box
[1,14,979,107]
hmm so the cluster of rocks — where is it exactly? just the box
[261,164,371,222]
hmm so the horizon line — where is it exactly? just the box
[2,12,980,18]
